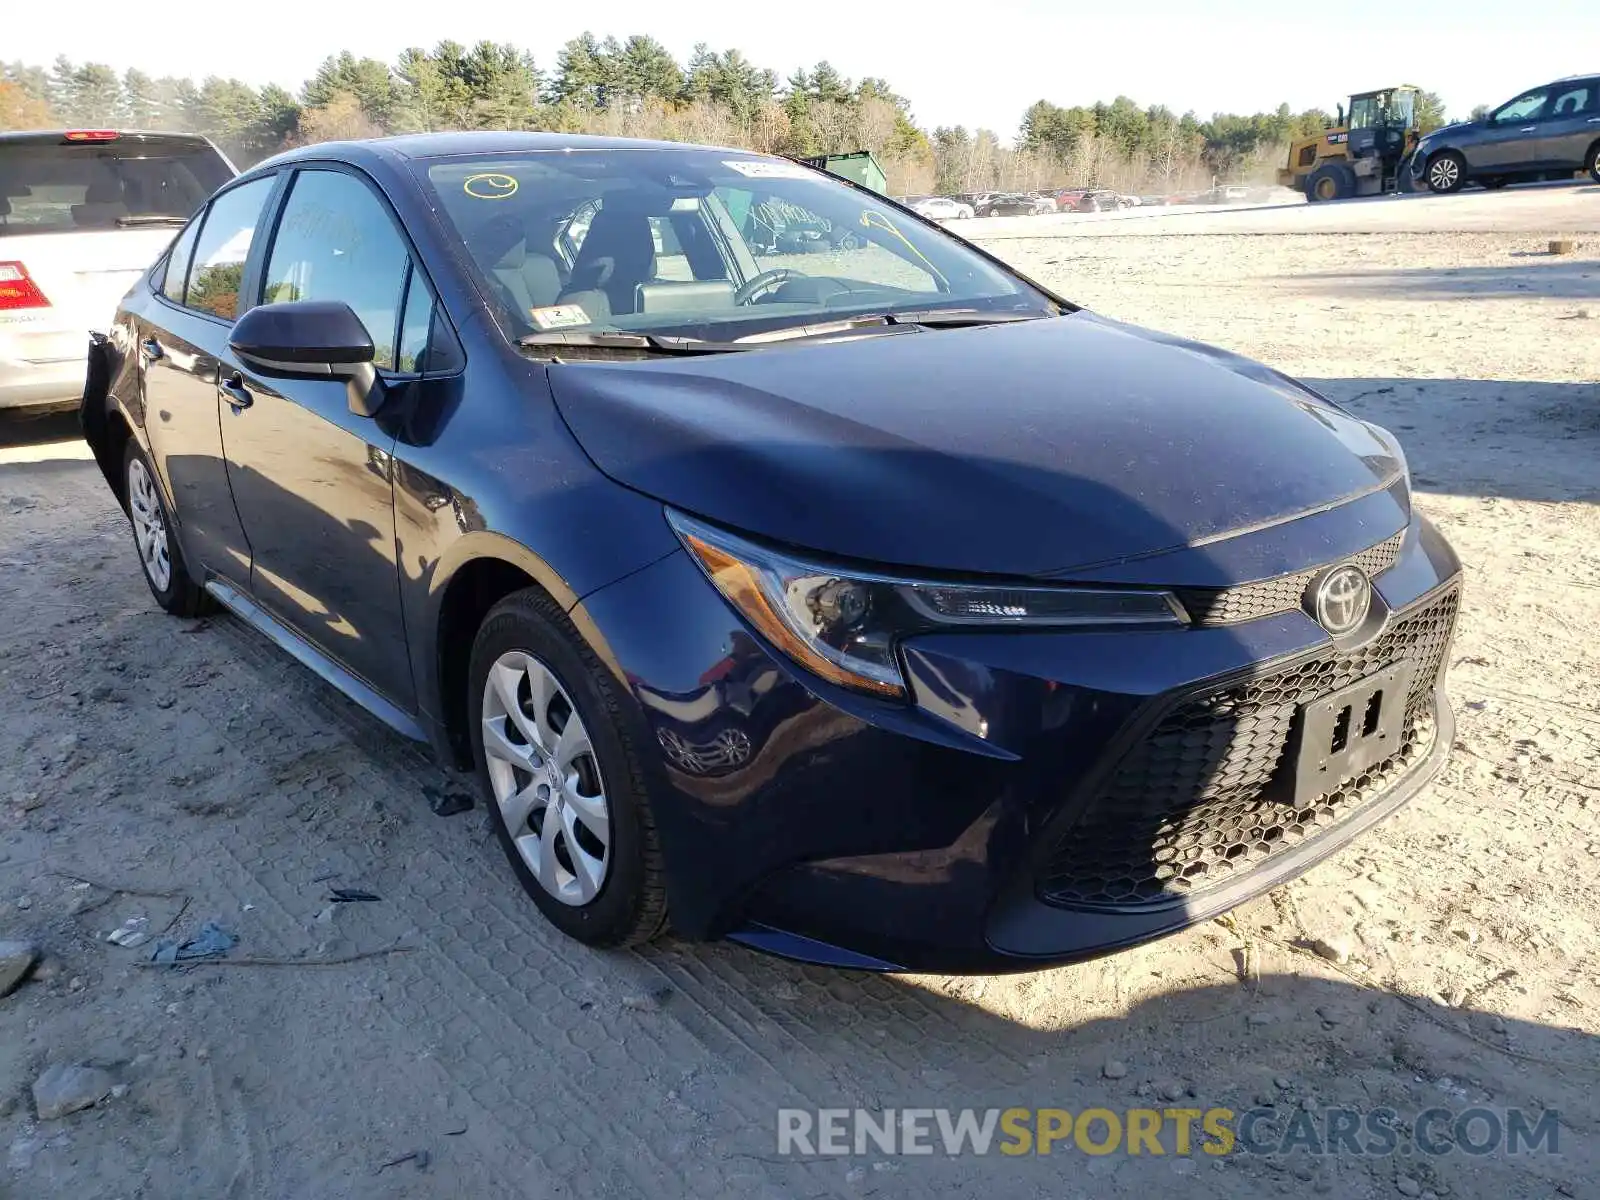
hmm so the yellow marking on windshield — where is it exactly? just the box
[463,173,519,200]
[859,210,948,289]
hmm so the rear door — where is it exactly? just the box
[1538,80,1600,170]
[139,174,279,586]
[0,133,235,380]
[217,165,423,707]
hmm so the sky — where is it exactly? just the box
[9,0,1598,135]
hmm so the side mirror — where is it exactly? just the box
[229,300,386,417]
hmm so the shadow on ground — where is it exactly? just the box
[1294,256,1599,300]
[1309,377,1600,505]
[639,939,1597,1197]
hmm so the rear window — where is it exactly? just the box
[0,137,234,237]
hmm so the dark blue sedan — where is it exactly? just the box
[82,133,1461,973]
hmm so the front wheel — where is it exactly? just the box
[1305,161,1356,202]
[123,440,209,616]
[469,588,668,948]
[1586,142,1600,185]
[1425,151,1467,193]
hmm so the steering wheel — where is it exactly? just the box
[733,268,801,306]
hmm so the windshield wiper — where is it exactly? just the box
[115,215,190,228]
[517,330,741,356]
[517,309,1054,358]
[881,307,1056,327]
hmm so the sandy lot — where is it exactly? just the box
[1,220,1597,1200]
[961,179,1600,238]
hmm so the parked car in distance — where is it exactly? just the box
[907,194,975,220]
[974,192,1049,216]
[1,130,235,412]
[1198,184,1252,204]
[1025,191,1059,212]
[83,132,1461,973]
[1057,188,1124,213]
[1410,73,1600,192]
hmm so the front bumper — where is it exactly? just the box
[574,505,1462,974]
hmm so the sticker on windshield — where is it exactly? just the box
[528,304,591,330]
[463,172,519,200]
[722,159,815,180]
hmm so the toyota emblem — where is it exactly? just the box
[1312,565,1372,637]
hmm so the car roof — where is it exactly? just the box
[0,129,217,147]
[252,130,750,172]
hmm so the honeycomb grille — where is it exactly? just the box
[1176,532,1407,627]
[1037,586,1457,910]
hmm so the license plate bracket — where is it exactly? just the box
[1293,660,1415,806]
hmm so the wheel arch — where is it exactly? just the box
[81,336,138,508]
[426,533,633,768]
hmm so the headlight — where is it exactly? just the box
[668,511,1188,699]
[1364,420,1411,493]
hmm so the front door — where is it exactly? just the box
[217,166,420,707]
[1538,80,1600,170]
[139,175,278,586]
[1471,89,1551,170]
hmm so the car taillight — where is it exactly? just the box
[63,130,121,142]
[0,262,51,310]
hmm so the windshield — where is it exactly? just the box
[419,149,1045,341]
[0,136,234,237]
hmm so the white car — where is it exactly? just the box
[907,195,975,221]
[1,130,235,412]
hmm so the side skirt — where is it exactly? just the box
[203,578,428,744]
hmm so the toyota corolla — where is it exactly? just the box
[81,133,1461,972]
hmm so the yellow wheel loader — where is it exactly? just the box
[1278,87,1424,202]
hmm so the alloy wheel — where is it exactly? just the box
[1428,157,1460,191]
[126,457,171,592]
[481,651,610,905]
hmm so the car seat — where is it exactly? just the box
[560,208,655,315]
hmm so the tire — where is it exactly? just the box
[1305,161,1356,202]
[1587,142,1600,185]
[1424,150,1467,193]
[122,439,208,616]
[1480,176,1508,190]
[468,587,668,948]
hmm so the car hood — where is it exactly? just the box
[548,313,1404,577]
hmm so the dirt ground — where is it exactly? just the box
[2,226,1597,1200]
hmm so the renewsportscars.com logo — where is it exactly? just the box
[777,1106,1561,1159]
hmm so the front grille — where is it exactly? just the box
[1176,531,1406,627]
[1037,586,1457,910]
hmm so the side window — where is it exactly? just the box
[186,176,275,320]
[1493,91,1548,124]
[556,200,598,266]
[1550,85,1592,117]
[160,219,200,305]
[262,169,410,370]
[396,267,433,375]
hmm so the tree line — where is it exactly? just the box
[1,41,1455,195]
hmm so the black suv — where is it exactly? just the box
[1411,74,1600,192]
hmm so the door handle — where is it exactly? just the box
[1589,117,1600,123]
[221,373,253,412]
[140,337,163,361]
[1518,125,1536,132]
